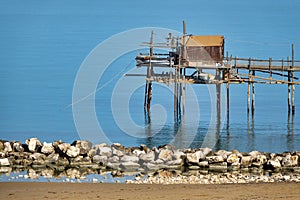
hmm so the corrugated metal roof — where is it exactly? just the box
[183,35,224,47]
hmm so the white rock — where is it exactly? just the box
[206,155,224,163]
[72,140,92,155]
[0,158,10,166]
[227,154,240,163]
[41,142,54,154]
[66,146,80,158]
[282,155,298,167]
[241,156,252,167]
[13,142,24,152]
[30,153,45,160]
[252,154,267,166]
[172,150,185,160]
[158,149,173,161]
[215,150,231,159]
[4,142,12,153]
[26,138,41,152]
[108,155,120,163]
[186,152,200,163]
[92,178,98,183]
[92,155,108,164]
[112,147,124,157]
[143,162,160,171]
[133,149,145,157]
[166,158,182,166]
[58,143,70,153]
[120,155,139,163]
[139,151,155,163]
[98,146,112,157]
[267,159,281,168]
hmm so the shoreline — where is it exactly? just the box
[1,138,300,184]
[0,182,300,200]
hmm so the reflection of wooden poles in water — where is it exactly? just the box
[174,68,178,122]
[216,69,221,116]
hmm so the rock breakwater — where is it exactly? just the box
[0,138,300,183]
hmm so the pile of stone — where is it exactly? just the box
[0,138,300,177]
[129,169,300,184]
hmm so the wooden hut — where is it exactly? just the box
[183,35,224,66]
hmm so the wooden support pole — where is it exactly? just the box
[247,58,251,113]
[269,57,272,84]
[216,82,221,119]
[291,44,295,114]
[147,82,152,113]
[282,58,284,81]
[287,56,291,114]
[251,70,255,115]
[144,82,148,110]
[144,31,154,118]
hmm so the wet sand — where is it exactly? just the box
[0,182,299,200]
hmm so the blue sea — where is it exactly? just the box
[0,0,300,153]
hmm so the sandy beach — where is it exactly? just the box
[0,182,299,200]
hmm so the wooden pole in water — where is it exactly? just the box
[291,44,295,114]
[269,57,272,84]
[146,31,154,115]
[247,58,251,114]
[287,56,291,114]
[282,58,284,81]
[251,70,255,115]
[144,83,148,110]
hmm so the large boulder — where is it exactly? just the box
[206,155,224,164]
[139,151,155,163]
[227,154,240,164]
[4,142,12,153]
[95,146,112,157]
[112,147,124,157]
[41,142,54,155]
[45,153,59,164]
[66,146,80,158]
[0,158,10,166]
[241,156,252,167]
[267,159,282,169]
[281,154,298,167]
[158,149,173,162]
[71,140,92,155]
[120,155,139,163]
[57,143,70,154]
[12,142,24,152]
[26,138,42,152]
[252,154,267,167]
[0,140,4,151]
[92,155,108,165]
